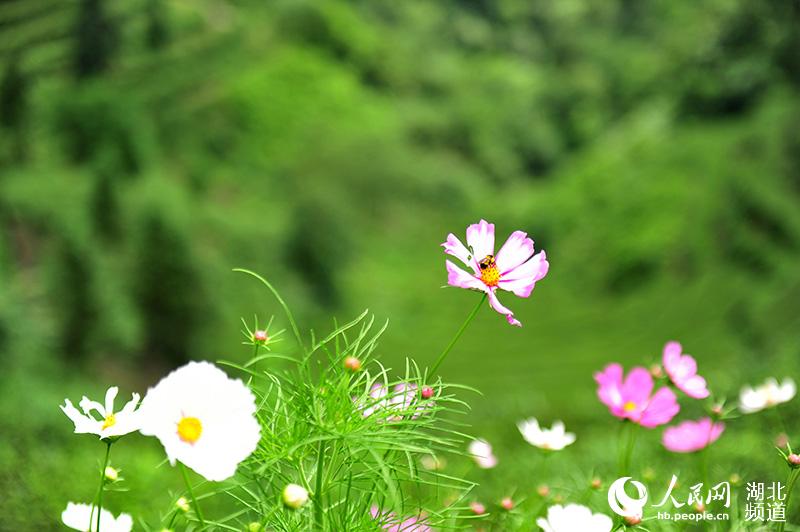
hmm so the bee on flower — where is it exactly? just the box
[442,219,548,326]
[60,386,141,440]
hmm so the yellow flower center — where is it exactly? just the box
[478,255,500,287]
[101,413,116,430]
[177,416,203,444]
[623,401,637,412]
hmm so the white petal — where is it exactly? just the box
[104,386,119,415]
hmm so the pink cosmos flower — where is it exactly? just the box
[358,383,430,421]
[443,220,548,326]
[595,364,680,428]
[370,505,431,531]
[662,417,724,453]
[662,341,709,399]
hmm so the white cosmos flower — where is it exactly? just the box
[536,504,613,532]
[739,378,796,414]
[518,418,576,451]
[60,386,141,440]
[468,439,498,469]
[137,361,261,481]
[61,502,133,532]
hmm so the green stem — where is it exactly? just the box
[94,441,112,532]
[314,440,326,529]
[429,294,486,376]
[180,463,205,527]
[618,422,638,477]
[778,468,800,532]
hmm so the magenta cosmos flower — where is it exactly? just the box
[662,417,724,453]
[595,364,679,428]
[662,341,709,399]
[442,220,549,326]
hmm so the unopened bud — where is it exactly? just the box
[421,387,434,399]
[343,356,361,371]
[776,433,790,448]
[470,501,486,515]
[694,502,706,513]
[788,454,800,467]
[553,494,564,504]
[650,364,663,379]
[643,467,656,481]
[247,523,263,532]
[175,497,190,513]
[104,466,119,482]
[253,330,269,343]
[590,477,602,490]
[711,404,723,416]
[729,473,742,486]
[536,485,550,497]
[500,497,513,511]
[624,514,642,526]
[282,483,309,509]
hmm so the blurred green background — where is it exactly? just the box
[1,0,799,528]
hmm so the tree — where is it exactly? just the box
[134,210,204,365]
[0,55,29,161]
[73,0,119,78]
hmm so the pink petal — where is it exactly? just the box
[497,251,549,298]
[442,233,478,273]
[445,260,485,291]
[495,231,534,273]
[662,341,683,368]
[486,288,521,327]
[639,387,680,428]
[466,220,495,262]
[662,418,724,453]
[678,375,710,399]
[595,364,625,414]
[621,367,654,409]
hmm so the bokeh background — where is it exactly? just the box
[1,0,799,528]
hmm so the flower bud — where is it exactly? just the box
[253,330,269,343]
[729,473,742,486]
[694,502,706,513]
[343,356,361,372]
[590,477,602,490]
[175,497,190,513]
[247,523,263,532]
[282,483,309,509]
[776,433,790,448]
[421,387,434,399]
[553,494,564,504]
[500,497,513,511]
[104,466,119,482]
[536,485,550,497]
[624,514,642,526]
[650,364,663,379]
[788,454,800,467]
[470,501,486,515]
